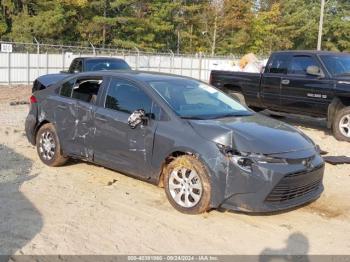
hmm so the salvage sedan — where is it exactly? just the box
[25,71,325,214]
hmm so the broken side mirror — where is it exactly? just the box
[306,66,325,78]
[128,109,148,129]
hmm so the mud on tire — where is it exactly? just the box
[164,155,211,214]
[36,123,68,167]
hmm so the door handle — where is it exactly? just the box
[281,79,290,85]
[57,105,67,110]
[96,116,108,122]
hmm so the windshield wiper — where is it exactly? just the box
[210,113,252,119]
[181,116,206,120]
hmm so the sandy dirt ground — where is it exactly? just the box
[0,85,349,256]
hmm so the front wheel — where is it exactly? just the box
[164,155,211,214]
[333,107,350,142]
[36,123,68,166]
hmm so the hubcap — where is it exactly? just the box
[39,131,56,160]
[169,167,203,208]
[339,114,350,138]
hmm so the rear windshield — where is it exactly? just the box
[148,79,251,120]
[85,59,131,72]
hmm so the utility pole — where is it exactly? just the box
[317,0,325,51]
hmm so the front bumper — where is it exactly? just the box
[209,150,325,213]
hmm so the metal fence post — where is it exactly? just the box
[27,52,30,85]
[180,55,183,76]
[62,51,65,71]
[169,50,174,73]
[199,52,203,81]
[34,38,40,78]
[158,55,161,72]
[46,52,49,74]
[7,52,11,85]
[134,47,140,70]
[190,56,193,77]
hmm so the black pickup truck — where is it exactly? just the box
[32,57,130,92]
[210,51,350,142]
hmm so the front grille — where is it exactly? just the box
[265,167,323,203]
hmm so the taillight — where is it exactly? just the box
[30,95,37,104]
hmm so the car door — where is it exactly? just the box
[261,53,291,110]
[280,55,334,116]
[93,77,157,178]
[51,76,79,154]
[68,76,104,159]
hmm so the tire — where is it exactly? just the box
[164,155,211,214]
[36,123,68,167]
[333,107,350,142]
[229,91,246,105]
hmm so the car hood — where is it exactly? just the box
[188,114,315,155]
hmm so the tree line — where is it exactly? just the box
[0,0,349,55]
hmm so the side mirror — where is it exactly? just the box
[128,109,148,129]
[306,66,324,78]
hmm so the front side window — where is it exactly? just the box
[267,54,290,74]
[105,79,152,114]
[60,78,76,97]
[148,79,251,120]
[320,54,350,76]
[288,56,319,75]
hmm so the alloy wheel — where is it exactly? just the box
[39,131,56,160]
[168,167,203,208]
[339,114,350,138]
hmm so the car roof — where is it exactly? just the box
[77,57,127,61]
[75,70,195,82]
[273,50,350,56]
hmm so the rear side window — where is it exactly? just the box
[60,78,75,97]
[105,79,152,114]
[288,56,318,75]
[69,59,83,73]
[267,54,290,74]
[72,79,102,104]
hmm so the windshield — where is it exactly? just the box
[85,59,131,72]
[320,54,350,76]
[148,79,252,120]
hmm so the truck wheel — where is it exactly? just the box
[36,123,68,167]
[229,92,246,106]
[333,107,350,142]
[164,155,211,214]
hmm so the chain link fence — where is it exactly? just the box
[0,41,265,85]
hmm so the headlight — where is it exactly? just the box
[217,144,287,173]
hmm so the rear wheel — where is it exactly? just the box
[333,107,350,142]
[164,155,211,214]
[36,123,68,166]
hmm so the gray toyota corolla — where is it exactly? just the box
[25,71,324,214]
